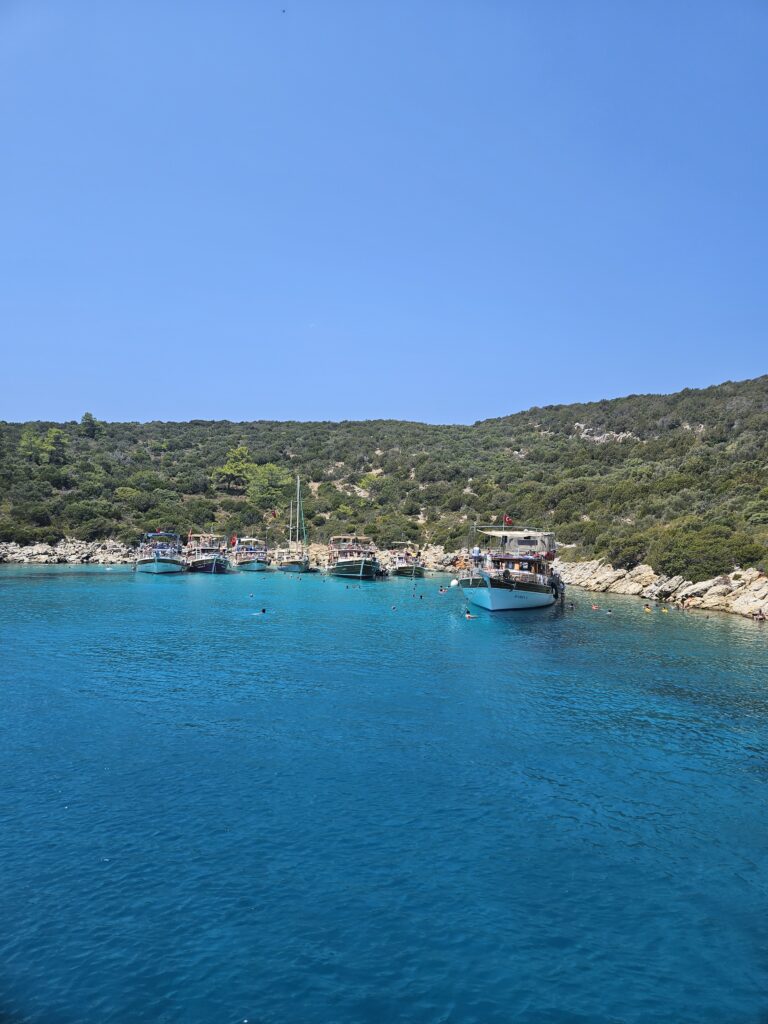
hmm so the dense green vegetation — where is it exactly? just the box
[2,376,767,581]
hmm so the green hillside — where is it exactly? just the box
[2,376,767,581]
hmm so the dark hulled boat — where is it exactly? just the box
[388,542,426,578]
[185,533,231,573]
[327,535,380,579]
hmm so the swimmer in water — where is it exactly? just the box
[465,609,477,620]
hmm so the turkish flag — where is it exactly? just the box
[503,514,513,525]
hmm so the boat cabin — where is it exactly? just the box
[388,540,420,564]
[235,536,267,553]
[484,551,552,583]
[329,535,376,557]
[472,527,556,559]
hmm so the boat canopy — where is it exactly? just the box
[143,531,180,540]
[329,535,372,544]
[237,536,265,545]
[477,527,553,541]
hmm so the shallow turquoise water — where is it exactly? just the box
[1,566,768,1023]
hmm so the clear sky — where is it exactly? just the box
[1,1,766,425]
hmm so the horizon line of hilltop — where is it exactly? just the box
[5,374,767,429]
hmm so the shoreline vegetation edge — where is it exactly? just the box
[1,539,767,622]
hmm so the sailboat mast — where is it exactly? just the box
[295,475,300,545]
[297,475,307,548]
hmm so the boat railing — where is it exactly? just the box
[138,543,182,557]
[487,567,550,585]
[486,544,551,556]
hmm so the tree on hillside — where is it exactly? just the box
[246,463,292,514]
[19,427,68,466]
[214,445,254,492]
[646,519,766,582]
[43,428,68,466]
[80,412,101,439]
[19,428,45,464]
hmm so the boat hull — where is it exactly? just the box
[278,560,309,573]
[135,557,185,574]
[460,576,557,610]
[237,559,271,572]
[186,555,231,574]
[392,565,426,578]
[330,558,379,580]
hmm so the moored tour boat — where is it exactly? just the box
[185,533,231,573]
[388,541,426,578]
[276,548,310,573]
[134,532,186,573]
[459,527,563,611]
[231,536,271,572]
[327,535,380,579]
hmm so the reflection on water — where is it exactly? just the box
[1,567,767,1023]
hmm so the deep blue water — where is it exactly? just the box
[1,566,768,1024]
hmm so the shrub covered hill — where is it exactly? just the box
[2,375,767,581]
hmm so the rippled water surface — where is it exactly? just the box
[1,566,768,1023]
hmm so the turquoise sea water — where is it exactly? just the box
[1,566,767,1024]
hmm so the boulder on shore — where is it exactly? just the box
[0,539,133,565]
[553,557,768,621]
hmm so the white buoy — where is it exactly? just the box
[450,578,459,588]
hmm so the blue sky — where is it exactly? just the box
[1,1,766,424]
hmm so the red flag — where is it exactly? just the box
[503,514,513,525]
[231,533,238,547]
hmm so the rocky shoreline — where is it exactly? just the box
[0,539,134,565]
[554,558,768,620]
